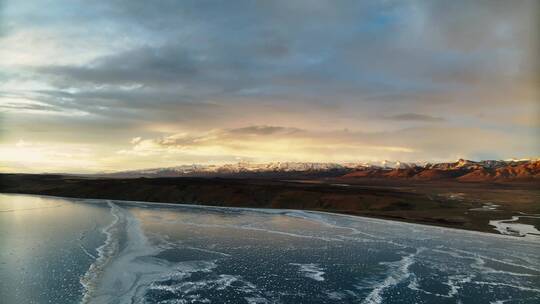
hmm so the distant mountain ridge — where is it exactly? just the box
[343,159,540,182]
[98,159,540,181]
[101,162,357,178]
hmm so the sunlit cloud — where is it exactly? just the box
[115,125,534,167]
[0,141,99,173]
[117,126,417,163]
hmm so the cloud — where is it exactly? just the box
[130,137,142,144]
[227,125,301,136]
[118,124,536,165]
[150,126,304,149]
[385,113,445,122]
[28,0,537,100]
[12,0,540,112]
[37,44,201,86]
[0,0,538,172]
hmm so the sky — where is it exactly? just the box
[0,0,538,173]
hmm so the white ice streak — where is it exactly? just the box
[420,247,540,298]
[80,201,123,304]
[362,248,424,304]
[244,297,270,304]
[449,248,540,273]
[149,266,267,303]
[78,223,99,260]
[471,281,540,293]
[471,256,538,277]
[151,273,257,294]
[431,248,539,277]
[290,263,325,281]
[406,267,474,299]
[325,291,346,300]
[79,244,97,260]
[445,274,473,298]
[81,202,223,304]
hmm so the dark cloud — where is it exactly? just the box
[38,45,201,86]
[30,0,537,107]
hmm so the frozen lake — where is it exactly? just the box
[0,194,539,303]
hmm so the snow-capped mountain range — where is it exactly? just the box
[104,162,361,178]
[100,158,539,180]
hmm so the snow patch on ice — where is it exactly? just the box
[489,216,540,240]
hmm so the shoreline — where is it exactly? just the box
[1,174,539,237]
[2,192,540,243]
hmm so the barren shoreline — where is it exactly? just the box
[1,173,539,235]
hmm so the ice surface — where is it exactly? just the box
[2,194,540,304]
